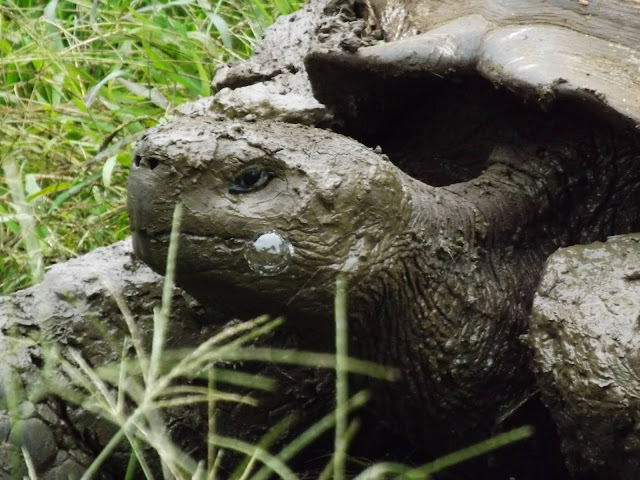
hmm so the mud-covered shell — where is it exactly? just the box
[306,0,640,126]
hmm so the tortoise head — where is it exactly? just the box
[128,117,412,319]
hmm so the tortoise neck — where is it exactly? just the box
[346,126,640,452]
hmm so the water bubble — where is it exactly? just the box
[244,231,293,276]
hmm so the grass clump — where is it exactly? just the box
[40,259,530,480]
[33,205,392,479]
[0,0,304,293]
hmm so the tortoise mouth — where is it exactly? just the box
[131,229,246,276]
[131,228,338,329]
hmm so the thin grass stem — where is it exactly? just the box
[21,448,38,480]
[405,426,534,478]
[81,428,128,480]
[318,419,360,480]
[209,434,298,480]
[149,202,183,384]
[251,391,370,480]
[334,274,348,480]
[3,159,44,283]
[207,369,217,480]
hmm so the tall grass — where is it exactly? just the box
[0,0,304,293]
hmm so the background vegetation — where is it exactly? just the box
[0,0,304,293]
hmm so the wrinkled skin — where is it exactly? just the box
[129,120,410,325]
[128,96,640,477]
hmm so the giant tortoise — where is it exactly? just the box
[128,0,640,478]
[0,0,639,478]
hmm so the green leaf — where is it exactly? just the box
[3,219,21,235]
[48,172,101,213]
[33,182,73,198]
[43,0,59,23]
[207,12,232,48]
[85,70,126,107]
[116,78,169,109]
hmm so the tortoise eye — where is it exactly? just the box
[229,166,271,194]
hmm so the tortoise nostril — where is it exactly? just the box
[134,155,160,170]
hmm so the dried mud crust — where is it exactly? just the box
[210,0,382,125]
[0,240,202,478]
[0,398,94,480]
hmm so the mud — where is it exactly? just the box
[2,0,640,478]
[531,233,640,480]
[210,0,381,125]
[129,88,640,476]
[126,2,640,476]
[0,240,214,477]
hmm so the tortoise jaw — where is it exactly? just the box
[131,229,247,276]
[131,226,340,327]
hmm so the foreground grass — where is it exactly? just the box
[30,241,530,479]
[42,208,395,479]
[0,0,304,293]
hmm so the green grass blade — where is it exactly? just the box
[405,426,534,478]
[334,274,348,480]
